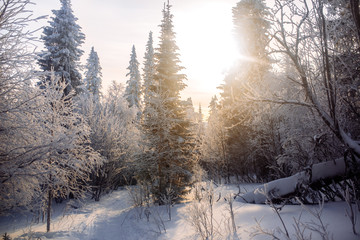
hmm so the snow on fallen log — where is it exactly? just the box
[238,171,307,204]
[311,158,346,182]
[340,128,360,157]
[239,157,356,204]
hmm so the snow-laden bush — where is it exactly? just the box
[185,182,216,240]
[184,182,240,240]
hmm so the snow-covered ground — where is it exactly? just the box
[0,184,358,240]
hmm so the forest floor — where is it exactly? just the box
[0,183,359,240]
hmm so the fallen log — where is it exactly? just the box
[238,157,358,204]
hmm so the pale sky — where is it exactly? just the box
[28,0,241,116]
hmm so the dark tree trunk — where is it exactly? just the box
[46,188,52,232]
[350,0,360,44]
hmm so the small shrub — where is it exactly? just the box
[2,233,11,240]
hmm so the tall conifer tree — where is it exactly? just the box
[84,47,102,101]
[142,31,156,113]
[38,0,85,95]
[124,45,141,110]
[138,2,195,203]
[217,0,271,180]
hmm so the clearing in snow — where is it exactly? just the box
[0,184,358,240]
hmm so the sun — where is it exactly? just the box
[176,2,240,93]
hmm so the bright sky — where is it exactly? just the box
[28,0,240,116]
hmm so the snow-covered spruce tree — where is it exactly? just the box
[183,98,203,168]
[142,31,156,112]
[38,0,85,95]
[183,98,197,126]
[124,45,142,112]
[77,46,106,201]
[195,103,204,154]
[198,104,203,127]
[200,96,229,183]
[84,47,102,102]
[136,31,157,191]
[209,95,219,117]
[182,98,203,137]
[138,2,196,204]
[216,0,271,181]
[233,0,269,63]
[123,45,143,183]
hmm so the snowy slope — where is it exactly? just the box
[0,184,358,240]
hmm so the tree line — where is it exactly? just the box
[0,0,199,232]
[202,0,360,204]
[1,0,359,233]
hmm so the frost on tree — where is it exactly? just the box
[0,1,102,226]
[213,0,271,182]
[137,2,196,203]
[38,0,85,95]
[0,0,48,213]
[76,80,140,201]
[142,31,156,112]
[84,47,102,101]
[238,0,360,204]
[141,31,158,145]
[124,45,142,111]
[40,76,103,232]
[200,95,229,184]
